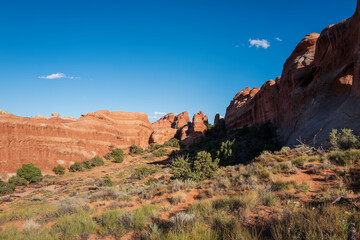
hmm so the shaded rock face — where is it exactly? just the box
[150,111,208,146]
[225,2,360,146]
[0,110,153,176]
[181,111,209,146]
[150,113,178,144]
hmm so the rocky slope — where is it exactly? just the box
[225,1,360,146]
[0,110,153,177]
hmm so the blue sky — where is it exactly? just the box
[0,0,356,122]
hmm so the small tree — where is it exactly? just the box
[16,163,42,183]
[68,162,83,172]
[216,139,235,165]
[192,151,219,181]
[171,156,192,180]
[91,155,104,166]
[110,148,125,163]
[53,165,66,175]
[0,181,15,196]
[329,129,359,150]
[129,145,144,155]
[8,175,27,186]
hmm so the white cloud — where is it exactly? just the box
[249,39,270,49]
[38,72,79,80]
[154,112,166,115]
[234,45,240,48]
[275,37,283,42]
[149,116,161,119]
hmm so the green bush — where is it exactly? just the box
[91,155,104,166]
[328,149,360,166]
[134,166,156,180]
[16,163,42,183]
[81,159,94,170]
[95,175,114,187]
[163,138,180,148]
[0,180,15,196]
[171,156,193,180]
[8,175,27,186]
[110,148,125,163]
[329,128,359,150]
[216,139,235,165]
[152,149,167,157]
[171,151,219,181]
[129,145,144,155]
[192,151,219,181]
[53,165,66,175]
[68,162,83,172]
[148,143,162,152]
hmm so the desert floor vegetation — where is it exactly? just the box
[1,130,360,239]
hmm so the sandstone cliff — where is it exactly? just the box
[0,110,153,176]
[225,1,360,146]
[150,111,208,146]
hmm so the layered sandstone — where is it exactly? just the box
[0,110,153,176]
[150,111,208,146]
[225,1,360,146]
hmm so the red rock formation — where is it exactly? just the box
[173,111,190,128]
[225,2,360,145]
[150,113,178,144]
[181,111,209,146]
[0,110,153,177]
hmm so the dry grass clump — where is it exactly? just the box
[169,212,195,228]
[169,192,187,205]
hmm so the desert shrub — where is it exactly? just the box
[163,138,180,148]
[170,212,195,228]
[52,211,96,239]
[8,175,27,186]
[192,151,219,181]
[0,180,15,196]
[90,188,120,202]
[56,198,80,216]
[16,163,42,183]
[329,128,360,150]
[68,162,83,172]
[271,204,356,239]
[148,143,162,152]
[216,139,235,165]
[169,192,186,205]
[95,175,113,187]
[171,151,219,181]
[90,155,104,167]
[132,204,160,229]
[171,156,193,181]
[328,149,360,166]
[272,180,294,191]
[81,159,94,170]
[152,149,167,157]
[129,145,144,155]
[97,210,128,238]
[110,148,125,163]
[52,165,66,175]
[293,182,310,193]
[134,166,156,180]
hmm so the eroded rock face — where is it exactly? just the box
[150,113,178,144]
[150,111,208,146]
[225,2,360,146]
[0,110,153,176]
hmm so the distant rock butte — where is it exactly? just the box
[225,1,360,146]
[0,110,153,177]
[150,111,208,146]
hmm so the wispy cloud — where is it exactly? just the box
[275,37,283,42]
[249,39,270,49]
[154,112,166,115]
[38,72,80,80]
